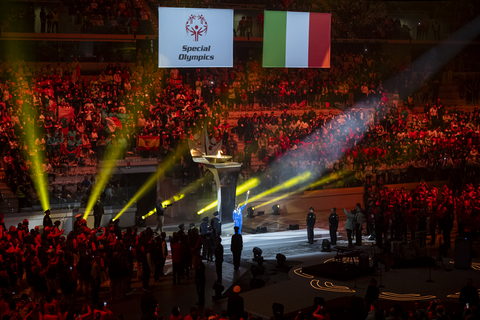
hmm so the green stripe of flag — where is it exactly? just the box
[263,11,287,68]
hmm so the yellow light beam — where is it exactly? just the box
[21,109,49,211]
[113,167,162,221]
[252,172,343,210]
[237,171,311,207]
[113,144,188,221]
[196,177,260,214]
[84,145,126,219]
[135,171,201,220]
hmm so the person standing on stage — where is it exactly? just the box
[365,278,380,309]
[230,226,243,270]
[154,198,165,233]
[93,197,104,229]
[214,237,223,283]
[233,191,250,234]
[200,217,209,260]
[306,207,316,244]
[344,208,356,248]
[195,260,206,306]
[355,203,364,246]
[328,208,339,245]
[211,211,222,237]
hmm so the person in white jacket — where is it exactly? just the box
[344,208,356,248]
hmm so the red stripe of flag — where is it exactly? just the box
[308,13,331,68]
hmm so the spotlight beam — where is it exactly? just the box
[84,145,126,219]
[21,112,50,211]
[254,17,480,198]
[237,171,311,207]
[113,144,188,221]
[252,172,344,210]
[197,178,260,214]
[113,165,163,221]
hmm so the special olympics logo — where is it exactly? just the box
[186,14,208,42]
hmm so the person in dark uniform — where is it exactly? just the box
[178,223,186,239]
[214,237,223,283]
[227,285,244,320]
[230,226,243,270]
[200,217,209,259]
[355,203,363,246]
[328,208,339,245]
[459,278,479,307]
[43,209,53,228]
[306,207,316,244]
[93,197,104,229]
[365,278,380,309]
[211,211,222,237]
[374,204,384,249]
[73,214,82,230]
[195,260,206,305]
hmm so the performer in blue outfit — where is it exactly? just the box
[233,190,250,234]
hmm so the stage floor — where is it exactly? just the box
[97,226,479,320]
[112,198,479,319]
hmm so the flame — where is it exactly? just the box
[216,150,223,158]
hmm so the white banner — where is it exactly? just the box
[158,7,233,68]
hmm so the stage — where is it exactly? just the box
[98,223,479,320]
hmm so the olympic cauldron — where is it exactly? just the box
[193,150,240,223]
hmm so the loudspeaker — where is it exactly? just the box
[256,226,267,233]
[454,237,472,269]
[321,239,331,252]
[257,211,265,216]
[289,224,299,230]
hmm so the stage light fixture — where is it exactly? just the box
[272,204,280,215]
[252,247,263,261]
[321,239,332,252]
[276,253,286,267]
[256,226,267,233]
[247,206,255,218]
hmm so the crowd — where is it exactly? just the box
[329,0,412,40]
[0,209,477,320]
[0,0,154,35]
[0,43,475,209]
[0,46,401,208]
[361,183,459,250]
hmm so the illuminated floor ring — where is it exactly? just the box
[448,260,480,271]
[310,280,356,293]
[379,292,436,301]
[293,268,314,279]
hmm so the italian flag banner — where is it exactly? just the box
[263,11,331,68]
